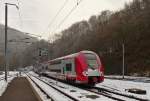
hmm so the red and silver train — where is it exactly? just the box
[37,50,104,85]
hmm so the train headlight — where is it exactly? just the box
[100,71,104,76]
[82,71,88,76]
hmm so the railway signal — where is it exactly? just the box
[39,48,48,56]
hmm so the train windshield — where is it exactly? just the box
[85,53,98,69]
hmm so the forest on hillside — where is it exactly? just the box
[45,0,150,75]
[3,0,150,76]
[0,25,37,71]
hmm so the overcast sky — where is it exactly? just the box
[0,0,132,40]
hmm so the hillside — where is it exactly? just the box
[0,24,38,70]
[46,0,150,76]
[0,24,37,54]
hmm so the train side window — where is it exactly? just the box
[66,63,72,71]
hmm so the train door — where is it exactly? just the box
[62,58,76,76]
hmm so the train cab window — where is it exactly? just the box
[66,63,72,71]
[85,53,98,69]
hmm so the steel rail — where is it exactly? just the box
[26,74,53,101]
[28,74,80,101]
[91,87,149,101]
[41,73,149,101]
[41,73,126,101]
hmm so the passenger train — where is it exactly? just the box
[36,51,104,85]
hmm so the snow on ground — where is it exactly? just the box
[27,76,52,101]
[8,71,19,76]
[29,71,150,100]
[0,71,19,79]
[41,77,113,101]
[29,72,114,101]
[0,71,18,96]
[29,75,78,101]
[97,78,150,100]
[105,75,150,83]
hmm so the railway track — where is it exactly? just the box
[41,73,149,101]
[27,74,80,101]
[26,74,53,101]
[86,87,149,101]
[95,86,148,101]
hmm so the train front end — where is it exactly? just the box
[75,51,104,85]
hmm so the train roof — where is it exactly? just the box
[49,50,96,62]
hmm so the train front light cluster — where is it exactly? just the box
[82,71,88,76]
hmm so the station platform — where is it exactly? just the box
[0,77,40,101]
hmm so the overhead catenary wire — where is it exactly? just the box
[14,0,83,40]
[51,0,84,36]
[42,0,69,36]
[16,0,24,40]
[16,0,41,39]
[16,0,23,31]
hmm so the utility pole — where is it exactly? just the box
[4,3,19,82]
[122,43,125,79]
[4,3,8,82]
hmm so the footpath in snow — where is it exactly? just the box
[0,71,18,96]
